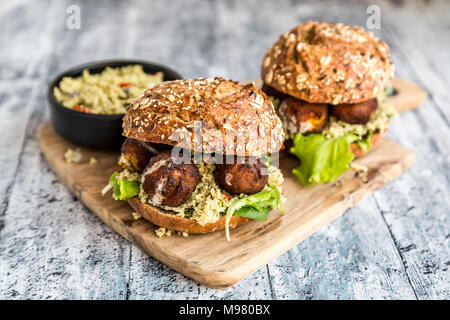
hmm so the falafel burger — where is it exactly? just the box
[261,21,397,185]
[103,77,285,240]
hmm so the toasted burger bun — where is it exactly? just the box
[261,21,394,105]
[126,198,251,234]
[123,77,285,157]
[351,130,385,158]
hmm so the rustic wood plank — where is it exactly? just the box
[0,0,65,286]
[378,0,450,125]
[387,78,426,113]
[362,0,450,300]
[0,0,58,226]
[38,124,415,288]
[267,196,418,299]
[1,0,448,299]
[0,71,134,299]
[0,0,135,299]
[127,245,275,299]
[0,121,131,299]
[0,82,35,234]
[0,0,52,80]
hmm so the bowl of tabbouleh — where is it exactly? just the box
[48,60,183,149]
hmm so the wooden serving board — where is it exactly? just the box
[386,78,427,112]
[251,77,427,112]
[38,124,415,288]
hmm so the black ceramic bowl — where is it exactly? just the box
[48,60,183,149]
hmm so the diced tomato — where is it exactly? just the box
[73,105,91,113]
[222,192,231,200]
[118,81,133,87]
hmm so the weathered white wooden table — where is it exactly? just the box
[0,0,448,299]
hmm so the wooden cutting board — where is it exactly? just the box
[38,124,415,288]
[385,78,426,112]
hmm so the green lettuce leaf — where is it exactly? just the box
[290,133,359,185]
[117,179,140,200]
[103,171,140,200]
[235,206,269,221]
[356,130,374,152]
[108,171,119,185]
[225,185,284,241]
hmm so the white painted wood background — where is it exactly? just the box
[0,0,448,299]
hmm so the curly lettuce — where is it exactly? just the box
[102,171,140,200]
[290,133,360,185]
[356,130,374,152]
[224,185,284,241]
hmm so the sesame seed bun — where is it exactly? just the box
[126,197,251,234]
[261,21,394,105]
[123,77,285,156]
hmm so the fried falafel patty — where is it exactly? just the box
[278,97,328,135]
[119,138,154,172]
[214,156,268,195]
[141,151,200,207]
[119,138,172,172]
[264,86,380,134]
[330,98,378,125]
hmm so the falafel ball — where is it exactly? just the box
[214,157,268,195]
[119,138,154,172]
[330,98,378,124]
[141,151,200,207]
[278,97,328,135]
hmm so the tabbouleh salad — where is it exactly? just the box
[53,65,164,114]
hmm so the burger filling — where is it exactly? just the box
[104,144,284,240]
[268,87,397,185]
[141,161,283,228]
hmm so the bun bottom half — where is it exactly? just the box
[126,197,251,234]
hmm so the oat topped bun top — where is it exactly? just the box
[261,21,394,105]
[123,77,284,156]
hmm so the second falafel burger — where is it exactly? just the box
[261,21,397,185]
[103,77,285,240]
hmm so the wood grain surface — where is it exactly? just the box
[387,78,426,112]
[38,124,415,288]
[1,0,449,299]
